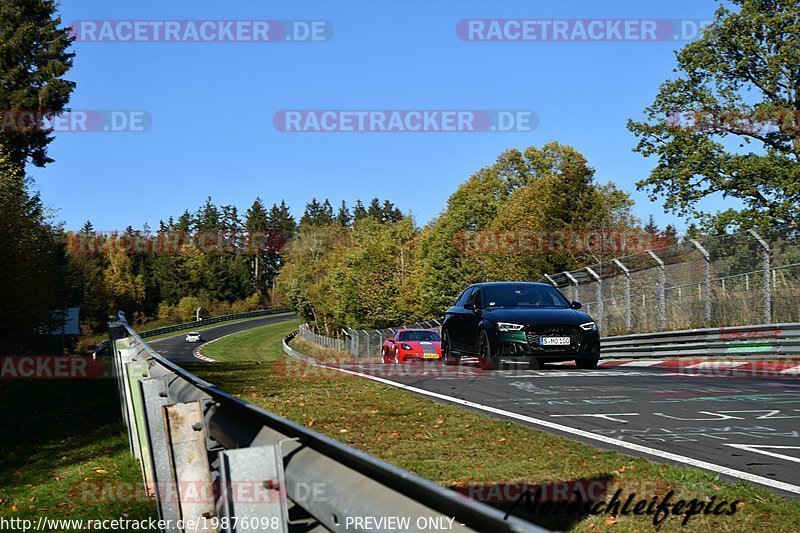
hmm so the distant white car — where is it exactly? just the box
[185,332,203,343]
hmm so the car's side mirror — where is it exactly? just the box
[571,301,582,310]
[464,302,476,310]
[387,337,395,343]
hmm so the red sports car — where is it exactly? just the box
[381,329,442,363]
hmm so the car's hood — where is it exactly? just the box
[482,307,592,325]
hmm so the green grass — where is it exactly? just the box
[197,318,302,361]
[143,312,295,342]
[183,321,800,532]
[0,378,156,531]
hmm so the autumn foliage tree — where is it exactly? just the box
[628,0,800,231]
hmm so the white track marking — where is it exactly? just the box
[723,444,800,465]
[550,413,640,423]
[686,362,749,369]
[781,365,800,375]
[329,365,800,495]
[618,360,666,367]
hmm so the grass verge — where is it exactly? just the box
[184,321,800,532]
[0,378,156,531]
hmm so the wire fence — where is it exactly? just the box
[298,320,443,358]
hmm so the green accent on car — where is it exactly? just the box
[497,330,527,343]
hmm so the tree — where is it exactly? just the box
[336,200,352,227]
[352,200,367,221]
[301,198,334,226]
[367,198,383,219]
[0,0,75,167]
[246,197,270,293]
[269,200,296,239]
[628,0,800,231]
[644,215,658,234]
[0,151,66,351]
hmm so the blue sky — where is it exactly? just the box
[33,0,726,232]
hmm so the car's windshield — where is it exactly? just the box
[398,331,441,342]
[484,284,570,308]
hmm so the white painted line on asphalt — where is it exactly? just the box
[618,360,667,367]
[330,366,800,495]
[723,444,800,465]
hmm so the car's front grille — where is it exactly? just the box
[526,325,582,352]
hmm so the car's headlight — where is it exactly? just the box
[401,343,412,350]
[580,321,597,331]
[497,322,525,332]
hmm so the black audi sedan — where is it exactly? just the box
[441,282,601,370]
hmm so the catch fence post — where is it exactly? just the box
[612,258,631,331]
[690,239,712,326]
[749,229,771,324]
[646,250,666,330]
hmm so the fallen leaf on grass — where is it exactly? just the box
[605,518,618,526]
[339,429,349,433]
[498,438,507,442]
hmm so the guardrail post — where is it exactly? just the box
[140,376,181,533]
[749,229,772,323]
[646,250,666,330]
[690,239,712,326]
[612,258,631,331]
[163,401,217,533]
[585,266,603,330]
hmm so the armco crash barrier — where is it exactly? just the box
[105,312,544,533]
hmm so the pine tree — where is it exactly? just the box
[0,0,75,167]
[353,200,367,221]
[367,198,383,219]
[644,215,658,234]
[336,200,352,227]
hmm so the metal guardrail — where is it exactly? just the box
[138,308,293,339]
[601,322,800,359]
[106,313,543,533]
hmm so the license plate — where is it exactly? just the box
[540,337,571,346]
[424,353,439,359]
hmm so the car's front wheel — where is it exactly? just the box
[575,357,599,369]
[477,331,497,370]
[441,330,460,366]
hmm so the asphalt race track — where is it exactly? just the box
[334,360,800,499]
[147,314,296,362]
[147,316,800,499]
